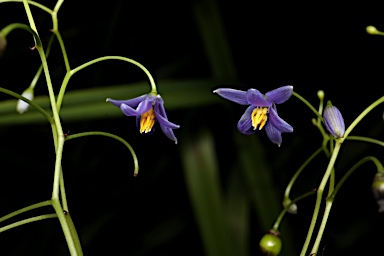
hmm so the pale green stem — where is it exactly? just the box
[310,201,332,255]
[30,34,56,89]
[0,214,57,233]
[342,96,384,140]
[53,30,71,71]
[0,200,52,223]
[65,213,84,256]
[273,190,316,231]
[284,147,323,200]
[0,87,53,123]
[293,92,323,122]
[66,131,139,176]
[56,56,158,111]
[60,169,69,211]
[53,0,64,13]
[51,198,79,256]
[0,0,53,14]
[346,136,384,147]
[310,156,384,254]
[300,142,342,256]
[52,136,65,199]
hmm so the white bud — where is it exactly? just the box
[17,88,34,114]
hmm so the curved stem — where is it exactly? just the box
[0,87,53,124]
[310,156,384,254]
[0,214,57,233]
[300,141,342,256]
[66,131,139,176]
[346,136,384,147]
[0,0,53,14]
[284,147,323,200]
[53,30,71,71]
[0,200,52,223]
[342,96,384,140]
[56,56,158,111]
[293,92,323,122]
[273,190,316,231]
[331,156,384,200]
[30,34,56,89]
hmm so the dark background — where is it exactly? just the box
[0,1,383,255]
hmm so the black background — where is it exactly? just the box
[1,1,384,255]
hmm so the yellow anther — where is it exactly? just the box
[251,107,268,130]
[140,108,156,133]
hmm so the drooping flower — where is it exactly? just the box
[213,86,293,146]
[106,93,180,144]
[323,103,345,138]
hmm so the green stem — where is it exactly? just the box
[51,198,79,256]
[273,190,316,231]
[346,136,384,147]
[52,136,65,199]
[0,0,53,14]
[300,141,342,256]
[66,131,139,176]
[310,156,384,254]
[65,213,84,256]
[331,157,384,200]
[0,214,57,233]
[53,30,71,71]
[30,34,56,90]
[310,200,332,255]
[284,147,322,200]
[56,56,158,111]
[0,200,52,223]
[0,87,53,124]
[342,96,384,140]
[293,92,323,122]
[60,169,69,212]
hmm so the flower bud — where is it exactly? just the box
[259,230,282,256]
[17,87,34,114]
[323,103,345,138]
[372,172,384,213]
[366,25,379,35]
[283,198,297,214]
[317,90,324,100]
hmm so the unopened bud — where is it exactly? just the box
[372,172,384,213]
[323,102,345,138]
[366,25,379,35]
[17,88,34,114]
[317,90,324,100]
[283,198,297,214]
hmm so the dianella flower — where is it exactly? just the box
[323,103,345,138]
[107,93,180,144]
[213,86,294,146]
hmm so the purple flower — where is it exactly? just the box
[323,105,345,138]
[213,86,294,146]
[107,93,180,144]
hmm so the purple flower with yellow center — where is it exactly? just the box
[213,85,294,146]
[106,93,180,144]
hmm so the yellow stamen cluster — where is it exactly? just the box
[251,107,268,130]
[140,108,156,133]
